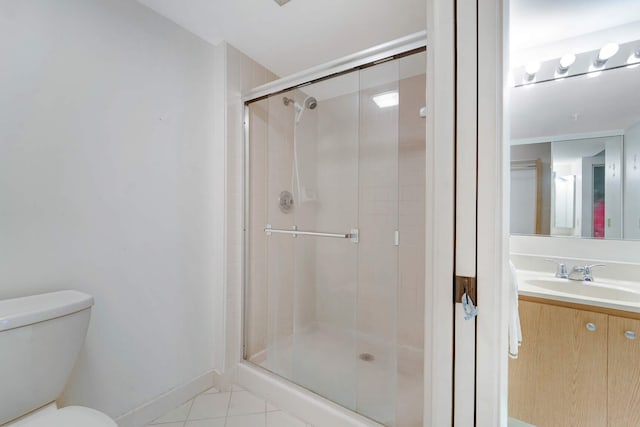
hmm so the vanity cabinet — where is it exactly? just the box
[510,300,640,427]
[608,316,640,426]
[509,300,608,427]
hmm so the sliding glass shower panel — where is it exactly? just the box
[245,49,426,427]
[289,74,361,409]
[356,59,400,425]
[395,51,426,427]
[247,73,362,410]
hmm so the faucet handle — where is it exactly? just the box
[544,258,568,278]
[583,264,605,281]
[585,263,606,269]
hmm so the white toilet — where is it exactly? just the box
[0,290,117,427]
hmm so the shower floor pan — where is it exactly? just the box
[249,322,423,427]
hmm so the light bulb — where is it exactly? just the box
[556,53,576,78]
[524,61,541,75]
[599,43,619,61]
[523,61,540,83]
[559,53,576,69]
[594,43,619,67]
[627,48,640,68]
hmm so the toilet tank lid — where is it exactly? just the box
[0,291,94,332]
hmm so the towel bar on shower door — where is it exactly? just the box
[264,225,359,244]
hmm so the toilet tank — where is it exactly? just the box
[0,291,94,425]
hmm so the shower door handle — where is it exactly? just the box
[264,225,359,243]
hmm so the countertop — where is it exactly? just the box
[516,269,640,314]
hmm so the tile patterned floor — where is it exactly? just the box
[508,418,536,427]
[147,385,313,427]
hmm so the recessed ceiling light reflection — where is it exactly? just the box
[372,91,399,108]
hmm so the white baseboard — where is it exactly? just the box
[236,362,383,427]
[114,370,219,427]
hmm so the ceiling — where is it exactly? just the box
[133,0,640,140]
[134,0,640,77]
[510,0,640,54]
[135,0,426,77]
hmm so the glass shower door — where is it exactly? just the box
[287,72,362,410]
[245,49,426,426]
[246,71,363,412]
[355,59,400,425]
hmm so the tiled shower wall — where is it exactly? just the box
[225,44,278,371]
[397,74,426,357]
[246,68,426,361]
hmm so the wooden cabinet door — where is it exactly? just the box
[608,316,640,426]
[509,301,608,427]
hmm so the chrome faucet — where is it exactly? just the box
[545,259,568,279]
[568,264,606,282]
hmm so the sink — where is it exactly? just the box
[524,278,640,303]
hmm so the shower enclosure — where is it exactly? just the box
[244,48,426,427]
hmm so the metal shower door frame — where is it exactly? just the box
[240,32,456,426]
[241,31,427,362]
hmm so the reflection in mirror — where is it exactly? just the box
[510,62,640,240]
[507,1,640,426]
[512,136,625,239]
[553,173,575,230]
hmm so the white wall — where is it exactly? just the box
[0,0,220,419]
[624,121,640,240]
[510,235,640,266]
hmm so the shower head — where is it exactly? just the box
[283,96,318,123]
[304,96,318,110]
[283,96,318,111]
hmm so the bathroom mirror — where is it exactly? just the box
[511,135,626,239]
[510,59,640,240]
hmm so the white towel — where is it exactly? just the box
[508,260,522,359]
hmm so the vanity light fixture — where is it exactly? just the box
[372,91,399,108]
[593,42,619,67]
[514,41,640,87]
[523,61,540,83]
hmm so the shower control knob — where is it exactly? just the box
[586,323,597,332]
[278,191,294,213]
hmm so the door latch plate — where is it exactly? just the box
[454,276,477,304]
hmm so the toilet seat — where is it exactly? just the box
[18,406,116,427]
